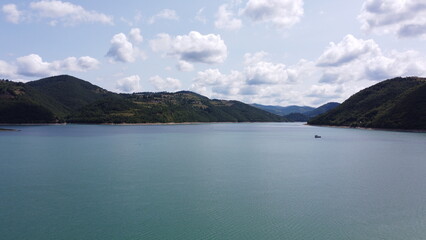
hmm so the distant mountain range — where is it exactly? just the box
[252,102,340,122]
[308,77,426,130]
[0,75,285,124]
[2,75,424,129]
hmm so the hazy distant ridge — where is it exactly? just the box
[252,102,340,122]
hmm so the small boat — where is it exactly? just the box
[314,135,321,138]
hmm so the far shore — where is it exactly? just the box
[1,122,424,133]
[0,121,273,127]
[307,124,426,133]
[0,128,21,132]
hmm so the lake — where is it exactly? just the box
[1,123,426,240]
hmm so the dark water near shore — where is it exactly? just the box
[1,123,426,240]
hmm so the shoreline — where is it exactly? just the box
[0,121,278,127]
[307,124,426,133]
[1,122,424,133]
[0,128,21,132]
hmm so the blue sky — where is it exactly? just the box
[1,0,426,106]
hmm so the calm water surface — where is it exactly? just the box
[1,123,426,240]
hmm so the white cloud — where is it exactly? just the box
[215,4,242,30]
[243,52,295,85]
[359,0,426,38]
[364,50,426,80]
[2,4,21,23]
[243,0,304,28]
[0,60,17,78]
[149,9,179,24]
[150,31,228,64]
[12,54,99,77]
[190,34,426,106]
[29,0,113,26]
[316,34,380,67]
[307,84,344,102]
[2,1,113,26]
[316,35,426,83]
[59,56,100,72]
[149,75,182,91]
[245,61,289,85]
[244,51,268,65]
[190,52,298,103]
[149,33,172,52]
[129,28,143,43]
[176,60,194,72]
[191,68,244,97]
[116,75,141,93]
[106,30,145,63]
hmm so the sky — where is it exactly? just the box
[1,0,426,107]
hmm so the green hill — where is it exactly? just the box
[0,80,62,123]
[27,75,113,115]
[68,91,284,123]
[308,77,426,130]
[0,75,285,124]
[305,102,340,118]
[251,104,314,116]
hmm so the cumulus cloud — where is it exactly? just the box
[190,52,299,103]
[306,85,346,106]
[307,84,344,103]
[60,56,100,72]
[316,34,426,83]
[190,35,426,106]
[16,54,54,77]
[150,31,228,65]
[364,50,426,80]
[129,28,143,43]
[0,54,99,78]
[2,4,22,23]
[243,52,295,85]
[116,75,141,93]
[359,0,426,38]
[176,60,194,72]
[316,34,380,67]
[191,68,244,97]
[215,4,242,30]
[149,9,179,24]
[2,0,113,26]
[245,61,289,85]
[149,33,172,52]
[106,29,145,63]
[0,60,17,78]
[33,0,113,25]
[149,75,182,91]
[242,0,304,28]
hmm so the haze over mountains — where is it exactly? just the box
[252,102,340,122]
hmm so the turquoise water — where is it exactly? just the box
[1,123,426,240]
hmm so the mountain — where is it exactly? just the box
[0,75,285,124]
[252,102,340,122]
[308,77,426,130]
[27,75,113,115]
[0,79,62,123]
[68,91,285,123]
[305,102,340,118]
[251,104,314,116]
